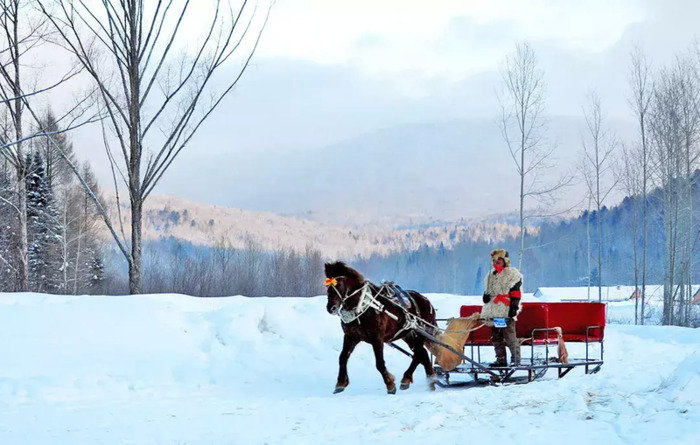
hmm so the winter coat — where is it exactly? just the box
[481,266,523,326]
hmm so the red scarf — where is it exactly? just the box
[493,264,504,274]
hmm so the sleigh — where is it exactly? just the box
[427,302,605,387]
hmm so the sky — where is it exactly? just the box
[63,0,700,224]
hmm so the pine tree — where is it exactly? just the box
[473,264,484,295]
[26,151,63,292]
[88,254,104,291]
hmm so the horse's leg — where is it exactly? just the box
[417,340,437,391]
[335,334,360,394]
[400,338,422,390]
[400,338,436,390]
[371,340,396,394]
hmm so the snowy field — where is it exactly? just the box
[0,292,698,445]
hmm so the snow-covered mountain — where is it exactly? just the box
[102,193,527,258]
[158,117,635,227]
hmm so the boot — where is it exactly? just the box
[489,359,507,368]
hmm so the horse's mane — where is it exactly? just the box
[324,261,365,282]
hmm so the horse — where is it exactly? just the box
[324,261,437,394]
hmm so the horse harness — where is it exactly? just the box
[327,280,433,341]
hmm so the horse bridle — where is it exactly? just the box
[326,277,366,312]
[326,278,401,325]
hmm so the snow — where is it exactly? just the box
[0,292,698,444]
[534,285,700,305]
[535,286,638,302]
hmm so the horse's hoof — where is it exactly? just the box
[333,386,345,394]
[428,375,437,391]
[387,386,397,395]
[400,382,410,390]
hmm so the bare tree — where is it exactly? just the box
[580,91,619,302]
[675,53,700,327]
[628,47,653,324]
[36,0,271,293]
[618,143,643,322]
[499,42,568,270]
[649,67,685,325]
[0,0,88,291]
[0,0,48,290]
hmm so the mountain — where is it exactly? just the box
[101,193,526,259]
[157,116,636,227]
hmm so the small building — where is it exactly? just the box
[690,288,700,305]
[629,285,700,305]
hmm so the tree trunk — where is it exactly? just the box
[632,199,639,325]
[16,170,29,291]
[586,197,592,301]
[597,147,603,303]
[128,194,142,294]
[641,136,647,325]
[127,0,142,295]
[519,127,525,270]
[12,10,28,292]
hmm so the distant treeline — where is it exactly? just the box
[104,236,326,298]
[353,173,700,296]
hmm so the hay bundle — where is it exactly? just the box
[426,313,482,371]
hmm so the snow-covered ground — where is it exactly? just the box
[0,292,698,444]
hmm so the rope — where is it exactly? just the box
[438,322,487,335]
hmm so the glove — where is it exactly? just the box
[482,293,491,303]
[508,299,520,318]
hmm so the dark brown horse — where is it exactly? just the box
[324,261,437,394]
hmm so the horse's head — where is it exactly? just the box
[324,261,365,315]
[325,276,349,315]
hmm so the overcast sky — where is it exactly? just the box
[67,0,700,222]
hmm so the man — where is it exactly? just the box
[481,249,523,367]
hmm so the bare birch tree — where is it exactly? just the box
[649,67,684,325]
[499,42,568,270]
[618,143,643,322]
[580,91,619,302]
[0,0,86,291]
[36,0,271,293]
[675,53,700,327]
[627,46,653,324]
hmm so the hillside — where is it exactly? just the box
[102,193,528,258]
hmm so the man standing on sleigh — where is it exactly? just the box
[481,249,523,367]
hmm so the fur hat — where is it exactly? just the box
[491,249,511,267]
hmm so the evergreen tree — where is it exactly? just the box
[473,264,484,295]
[26,151,63,292]
[89,255,105,291]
